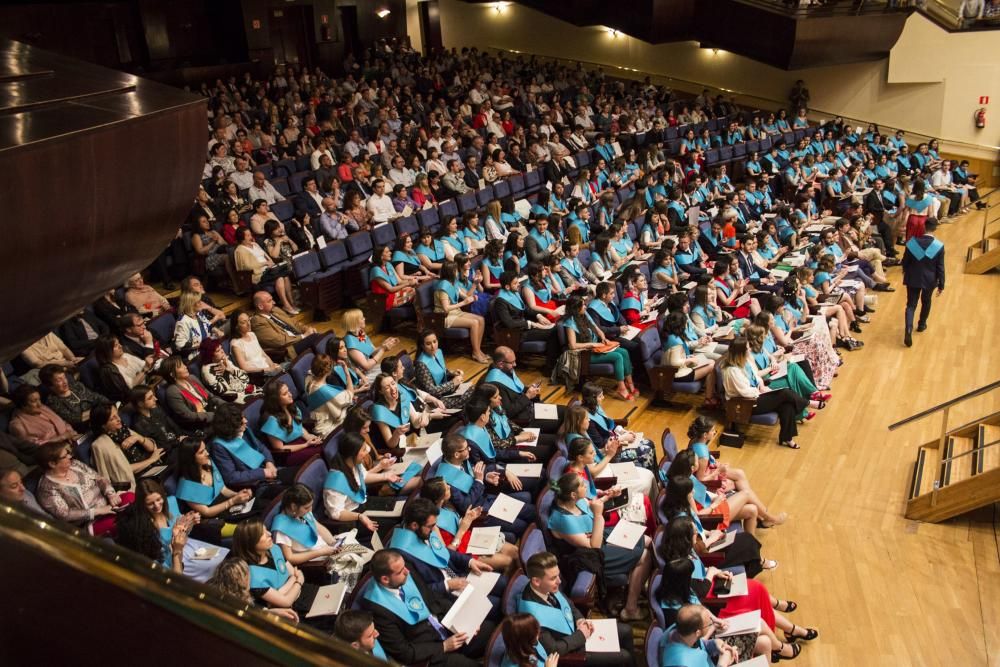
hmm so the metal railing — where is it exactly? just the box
[887,379,1000,454]
[486,47,1000,157]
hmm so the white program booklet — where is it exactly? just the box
[141,465,168,478]
[520,427,541,444]
[717,609,761,637]
[707,530,737,553]
[505,463,543,477]
[306,582,348,618]
[466,571,501,593]
[605,520,645,550]
[466,526,503,555]
[487,493,525,524]
[447,381,474,398]
[621,326,641,341]
[442,585,492,640]
[731,657,768,667]
[585,618,622,652]
[533,403,559,420]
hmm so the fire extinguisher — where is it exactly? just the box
[974,108,986,129]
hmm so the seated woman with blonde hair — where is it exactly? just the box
[206,558,299,623]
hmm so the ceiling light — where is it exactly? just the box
[376,8,391,18]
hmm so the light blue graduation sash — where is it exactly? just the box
[620,294,642,312]
[363,577,430,625]
[752,350,769,371]
[547,498,594,535]
[691,305,717,328]
[436,279,460,305]
[517,591,575,635]
[496,288,526,311]
[587,299,618,326]
[390,462,422,491]
[465,226,485,243]
[654,264,676,280]
[491,409,512,439]
[436,506,460,536]
[392,250,421,267]
[906,237,943,260]
[324,464,368,505]
[529,282,552,303]
[438,460,476,494]
[157,496,183,566]
[176,465,225,505]
[372,640,389,662]
[484,257,504,279]
[307,382,343,411]
[588,407,614,435]
[667,201,686,220]
[416,240,445,262]
[665,334,690,356]
[905,195,933,213]
[684,319,699,342]
[370,263,399,287]
[271,511,320,547]
[659,631,715,667]
[345,333,376,357]
[529,229,556,252]
[744,362,760,388]
[249,544,290,590]
[501,643,548,667]
[674,249,696,266]
[460,424,496,459]
[569,217,590,243]
[371,394,411,429]
[418,349,448,385]
[443,234,466,253]
[331,364,362,390]
[561,257,585,281]
[612,237,631,256]
[261,411,304,443]
[484,368,525,394]
[390,526,451,569]
[214,436,265,469]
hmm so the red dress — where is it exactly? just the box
[715,279,751,319]
[709,577,777,630]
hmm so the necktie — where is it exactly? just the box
[399,588,448,638]
[270,314,299,337]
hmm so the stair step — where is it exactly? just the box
[976,424,1000,474]
[943,436,975,485]
[915,445,938,497]
[986,238,1000,251]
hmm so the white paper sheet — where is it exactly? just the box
[306,582,348,617]
[487,493,525,524]
[533,403,558,420]
[717,609,761,637]
[363,499,405,518]
[441,585,492,640]
[715,572,749,598]
[605,520,645,550]
[505,463,543,477]
[585,618,622,652]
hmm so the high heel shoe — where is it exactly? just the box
[810,391,831,401]
[786,625,819,642]
[771,641,801,662]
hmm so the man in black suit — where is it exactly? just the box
[293,175,325,220]
[516,551,635,667]
[901,218,945,347]
[864,178,900,260]
[490,271,560,372]
[359,549,493,667]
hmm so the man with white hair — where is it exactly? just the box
[247,170,284,205]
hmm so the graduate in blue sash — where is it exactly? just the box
[334,610,392,663]
[585,282,644,376]
[564,202,593,248]
[558,241,591,291]
[579,383,659,480]
[517,550,637,666]
[324,335,371,394]
[271,483,344,565]
[258,380,323,467]
[391,498,505,607]
[658,604,740,667]
[500,613,558,667]
[393,233,437,279]
[436,432,536,536]
[504,231,529,273]
[116,479,229,583]
[480,239,507,290]
[210,403,292,493]
[901,218,945,346]
[408,332,470,411]
[439,215,470,259]
[372,373,445,453]
[174,438,252,543]
[491,272,561,372]
[304,353,355,437]
[361,548,496,666]
[548,473,652,623]
[432,261,491,363]
[455,252,492,316]
[416,227,447,274]
[422,476,520,570]
[460,211,487,254]
[232,518,318,614]
[561,296,637,402]
[323,432,402,534]
[370,245,418,312]
[526,216,559,264]
[462,399,543,496]
[343,307,400,380]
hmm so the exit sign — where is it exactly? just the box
[980,96,990,104]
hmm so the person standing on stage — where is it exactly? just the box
[902,218,945,347]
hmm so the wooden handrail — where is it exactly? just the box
[887,379,1000,430]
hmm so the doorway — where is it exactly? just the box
[418,0,443,55]
[269,5,315,67]
[339,5,361,60]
